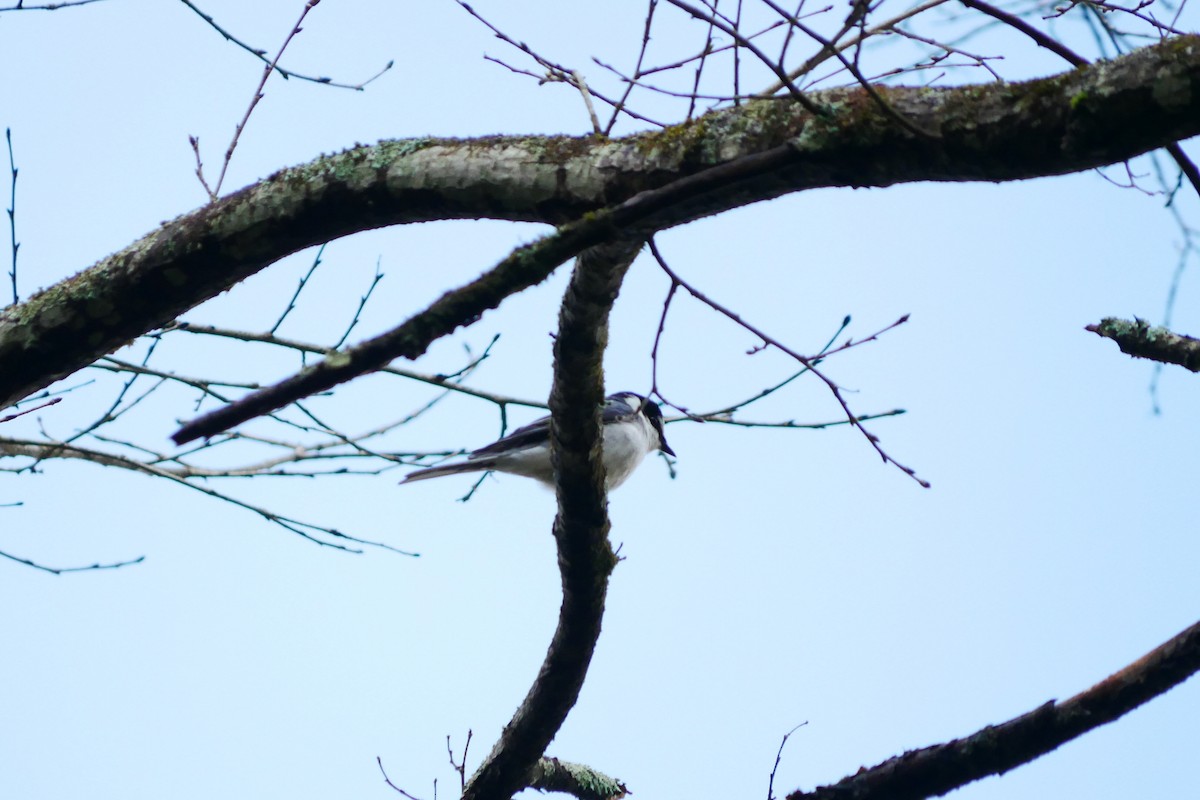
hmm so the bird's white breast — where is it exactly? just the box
[599,413,657,489]
[488,413,657,489]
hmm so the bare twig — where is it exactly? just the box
[177,0,392,90]
[0,397,58,424]
[5,128,17,306]
[332,258,385,350]
[270,243,326,335]
[689,6,718,119]
[0,0,105,9]
[758,0,951,95]
[686,407,906,429]
[959,0,1200,205]
[188,134,215,199]
[665,0,826,114]
[647,240,927,486]
[447,730,472,791]
[376,756,427,800]
[0,438,417,554]
[456,1,616,133]
[165,323,542,411]
[885,28,1005,83]
[674,314,851,420]
[196,0,324,201]
[0,547,144,575]
[61,337,164,447]
[603,0,659,134]
[1148,151,1200,411]
[768,722,808,800]
[758,0,942,138]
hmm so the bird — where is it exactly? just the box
[400,391,675,490]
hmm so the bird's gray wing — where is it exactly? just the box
[600,397,638,423]
[468,412,552,458]
[469,396,636,459]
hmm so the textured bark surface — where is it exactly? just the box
[461,240,639,800]
[789,618,1200,800]
[3,35,1200,409]
[1087,317,1200,371]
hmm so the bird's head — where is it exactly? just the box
[608,392,675,457]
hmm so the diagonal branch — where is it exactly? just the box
[462,238,642,800]
[1086,317,1200,371]
[176,0,392,91]
[958,0,1200,201]
[0,437,414,554]
[527,758,628,800]
[663,0,825,114]
[173,145,832,440]
[789,617,1200,800]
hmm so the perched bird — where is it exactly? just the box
[400,391,675,490]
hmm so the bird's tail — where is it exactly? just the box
[399,460,493,484]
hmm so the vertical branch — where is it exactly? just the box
[733,0,744,104]
[5,128,17,306]
[688,7,719,120]
[462,238,643,800]
[197,0,323,201]
[604,0,658,135]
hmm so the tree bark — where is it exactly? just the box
[462,239,639,800]
[3,35,1200,410]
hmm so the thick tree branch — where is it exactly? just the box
[1086,317,1200,371]
[789,618,1200,800]
[527,757,628,800]
[5,36,1200,411]
[462,239,640,800]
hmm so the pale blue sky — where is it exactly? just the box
[2,2,1198,799]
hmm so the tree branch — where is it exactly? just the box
[789,618,1200,800]
[527,757,628,800]
[5,35,1200,411]
[0,437,415,554]
[462,239,641,800]
[1086,317,1200,371]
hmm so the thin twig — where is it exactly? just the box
[757,0,951,95]
[164,322,544,411]
[0,547,144,575]
[0,0,104,9]
[665,0,826,115]
[270,243,326,335]
[199,0,324,201]
[0,437,417,554]
[958,0,1200,208]
[177,0,392,90]
[604,0,659,134]
[647,239,927,487]
[376,757,427,800]
[456,1,614,133]
[0,397,58,424]
[759,0,941,138]
[768,722,808,800]
[4,128,17,306]
[332,258,385,350]
[447,730,472,792]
